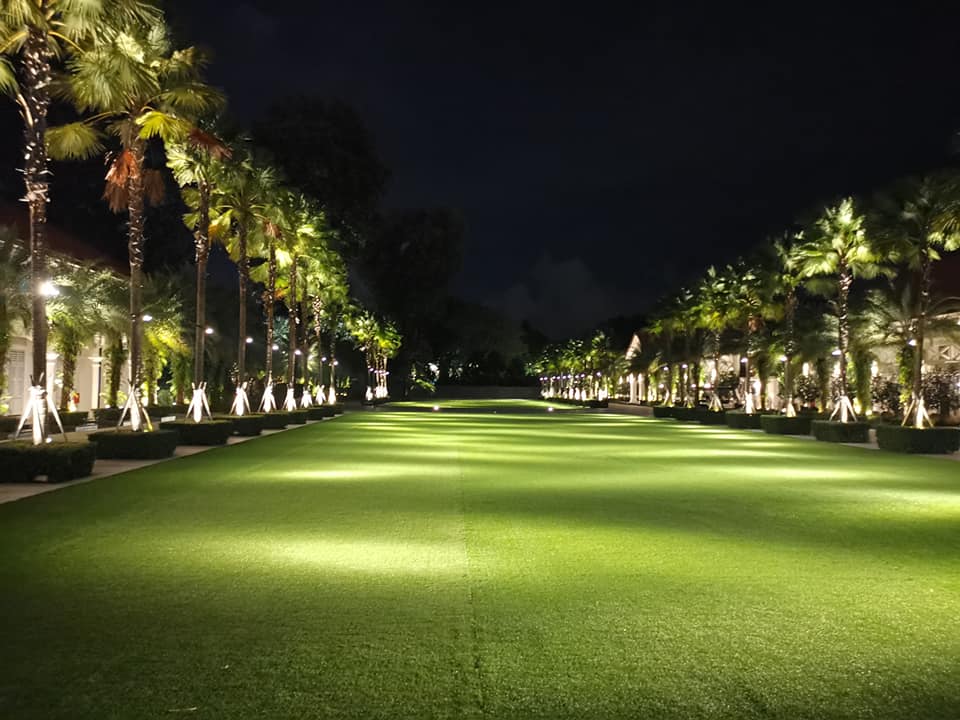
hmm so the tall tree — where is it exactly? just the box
[0,226,30,405]
[798,198,884,421]
[768,234,805,416]
[54,19,221,424]
[0,0,158,387]
[871,173,960,426]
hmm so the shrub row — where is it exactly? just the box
[160,419,234,446]
[876,425,960,454]
[87,429,178,459]
[759,414,814,435]
[308,406,336,420]
[811,420,871,444]
[0,441,97,483]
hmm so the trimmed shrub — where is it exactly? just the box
[307,406,335,420]
[811,420,871,444]
[259,412,290,430]
[216,414,263,436]
[0,441,96,483]
[331,404,345,415]
[585,399,608,409]
[285,410,308,425]
[652,405,675,419]
[876,425,960,454]
[693,408,727,425]
[761,414,814,435]
[160,419,233,446]
[94,408,123,428]
[49,411,89,432]
[725,411,764,430]
[0,415,21,435]
[88,429,178,459]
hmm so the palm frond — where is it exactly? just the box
[46,121,104,160]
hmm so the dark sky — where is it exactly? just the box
[174,0,960,337]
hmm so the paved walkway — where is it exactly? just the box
[0,420,332,506]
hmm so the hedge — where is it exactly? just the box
[693,408,727,425]
[876,425,960,454]
[811,420,871,444]
[585,399,608,409]
[1,411,89,437]
[307,406,335,420]
[88,429,178,459]
[760,414,814,435]
[94,408,123,428]
[652,405,676,419]
[258,412,290,430]
[331,404,345,415]
[725,411,765,430]
[0,441,96,483]
[285,410,308,425]
[216,414,263,436]
[160,419,234,446]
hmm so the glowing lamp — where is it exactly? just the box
[205,327,214,335]
[142,314,153,322]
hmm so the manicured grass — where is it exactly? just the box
[390,398,571,412]
[0,407,958,718]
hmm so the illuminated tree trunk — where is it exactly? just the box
[287,254,298,387]
[127,142,147,392]
[193,180,210,386]
[299,297,309,382]
[264,241,277,379]
[312,296,323,387]
[236,222,249,383]
[59,348,77,410]
[836,263,851,399]
[783,287,797,416]
[22,28,53,385]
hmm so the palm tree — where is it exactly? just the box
[0,0,158,389]
[140,273,186,406]
[798,198,884,422]
[55,19,221,427]
[725,260,771,414]
[871,174,960,427]
[47,264,116,409]
[694,266,736,410]
[768,234,805,416]
[209,149,277,413]
[167,126,230,390]
[0,227,30,407]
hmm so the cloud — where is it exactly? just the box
[486,255,624,339]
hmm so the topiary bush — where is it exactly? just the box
[216,414,263,436]
[652,405,675,419]
[285,410,308,425]
[258,412,290,430]
[94,408,123,428]
[693,408,727,425]
[811,420,870,444]
[760,414,814,435]
[876,425,960,454]
[0,441,96,483]
[725,411,764,430]
[307,406,335,420]
[160,419,234,446]
[88,429,178,459]
[49,411,89,432]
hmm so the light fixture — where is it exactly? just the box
[321,356,327,362]
[205,327,214,335]
[831,349,842,356]
[547,406,554,412]
[245,337,253,344]
[779,355,787,362]
[39,281,59,297]
[142,313,153,322]
[432,405,439,411]
[272,344,279,351]
[294,349,302,356]
[907,339,917,347]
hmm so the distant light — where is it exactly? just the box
[294,349,302,356]
[907,339,917,347]
[321,356,328,362]
[547,406,554,412]
[432,405,439,411]
[831,349,842,356]
[272,344,279,351]
[205,327,214,335]
[333,360,339,366]
[40,281,59,297]
[741,358,748,364]
[245,336,253,344]
[681,364,687,369]
[142,313,153,322]
[779,355,787,362]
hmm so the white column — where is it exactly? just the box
[89,356,103,411]
[45,352,59,397]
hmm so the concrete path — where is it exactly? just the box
[0,419,332,506]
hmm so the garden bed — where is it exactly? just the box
[876,425,960,454]
[811,420,871,444]
[216,414,264,436]
[94,408,123,428]
[285,410,309,425]
[761,414,814,435]
[307,406,336,420]
[87,429,178,459]
[652,405,676,419]
[0,441,97,483]
[694,408,727,425]
[160,419,234,446]
[258,412,290,430]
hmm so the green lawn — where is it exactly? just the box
[1,407,958,719]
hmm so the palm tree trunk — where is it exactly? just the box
[912,251,930,402]
[299,297,309,382]
[837,265,852,398]
[60,350,77,410]
[193,182,210,387]
[264,241,277,379]
[127,142,147,394]
[784,288,797,414]
[22,27,53,385]
[312,296,323,387]
[237,222,249,383]
[108,336,124,406]
[287,254,298,387]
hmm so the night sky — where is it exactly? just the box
[176,2,960,336]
